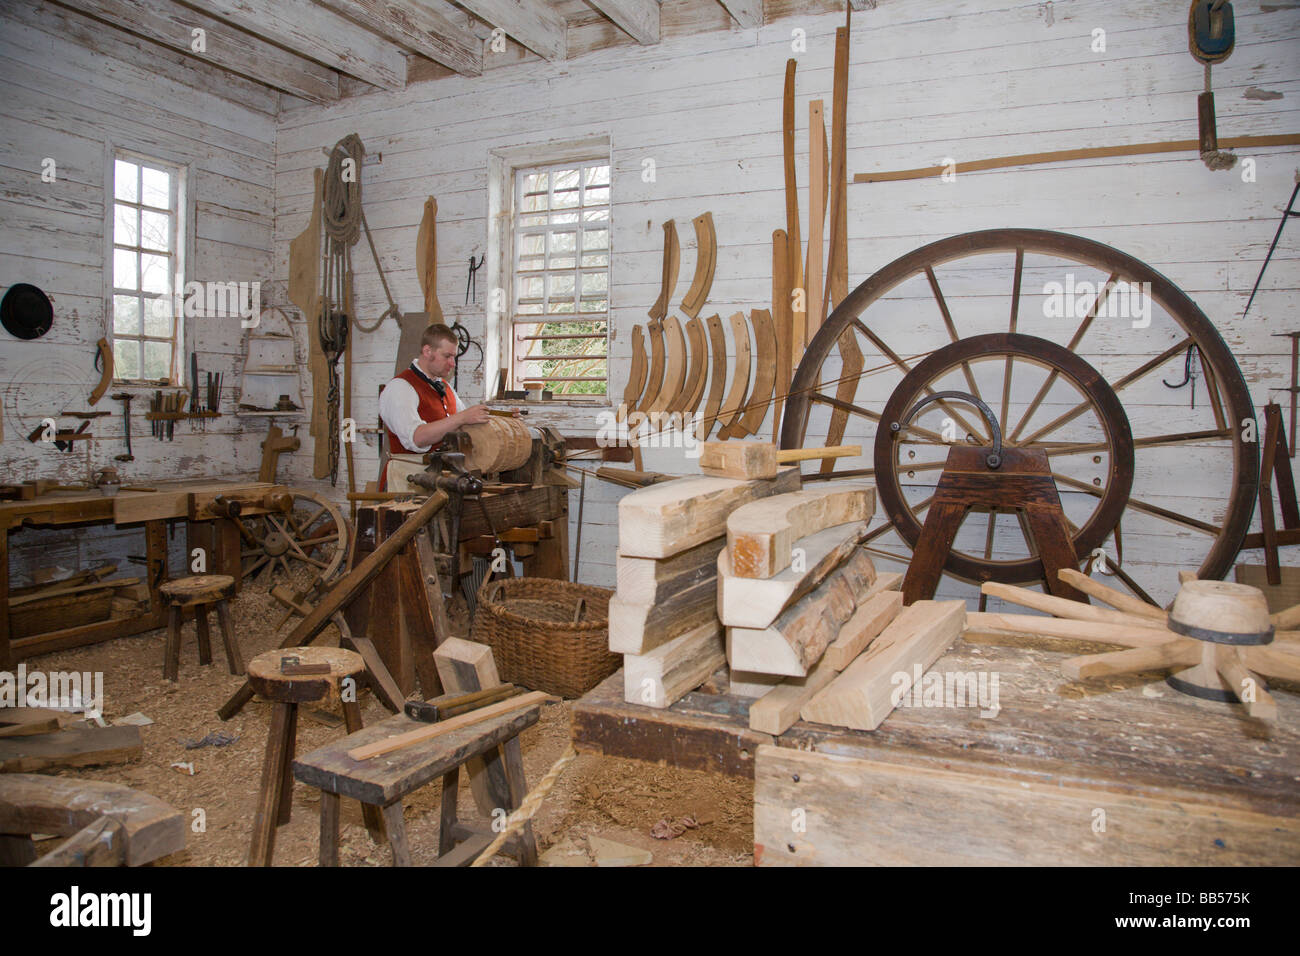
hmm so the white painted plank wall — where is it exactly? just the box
[0,3,277,584]
[273,0,1298,598]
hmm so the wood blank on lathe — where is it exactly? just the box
[727,486,874,579]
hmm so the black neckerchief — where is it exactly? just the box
[409,361,449,414]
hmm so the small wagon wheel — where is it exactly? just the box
[780,229,1258,604]
[239,489,349,585]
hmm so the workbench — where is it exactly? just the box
[571,634,1300,866]
[0,480,288,666]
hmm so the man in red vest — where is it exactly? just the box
[378,323,490,490]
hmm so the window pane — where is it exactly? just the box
[517,303,543,315]
[581,253,608,268]
[522,172,547,194]
[114,204,138,247]
[140,210,170,252]
[143,341,171,380]
[520,214,547,228]
[521,191,547,213]
[583,229,608,250]
[580,298,607,313]
[114,339,140,379]
[520,235,544,256]
[552,212,579,225]
[549,274,575,298]
[581,272,607,294]
[553,187,578,209]
[143,296,172,336]
[114,160,138,203]
[553,169,579,190]
[548,232,575,254]
[582,209,609,222]
[113,295,140,335]
[585,186,609,205]
[585,166,609,186]
[141,166,169,208]
[141,253,170,294]
[547,300,575,314]
[114,249,138,290]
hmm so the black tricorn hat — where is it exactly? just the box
[1,283,54,339]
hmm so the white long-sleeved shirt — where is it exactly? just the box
[378,366,461,453]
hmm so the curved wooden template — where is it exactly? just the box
[618,324,648,422]
[648,220,680,321]
[783,60,805,360]
[772,229,792,442]
[698,314,727,441]
[680,316,708,418]
[632,317,667,448]
[735,309,776,436]
[88,338,113,406]
[416,197,444,324]
[806,100,827,350]
[680,211,717,319]
[717,311,752,438]
[652,315,687,416]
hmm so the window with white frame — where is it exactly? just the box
[510,160,610,396]
[110,153,185,382]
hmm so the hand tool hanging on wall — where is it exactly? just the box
[1190,0,1237,170]
[89,338,112,406]
[1243,177,1300,321]
[111,392,134,462]
[190,353,199,414]
[1163,344,1200,408]
[466,255,484,305]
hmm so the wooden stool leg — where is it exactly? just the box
[277,703,297,826]
[382,802,412,867]
[195,606,213,666]
[319,792,340,867]
[341,699,386,843]
[249,701,294,866]
[163,604,183,681]
[502,737,538,867]
[438,766,460,856]
[214,599,245,675]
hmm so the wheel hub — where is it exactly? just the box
[263,531,292,557]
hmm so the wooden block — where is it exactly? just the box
[727,549,876,676]
[801,601,965,732]
[718,521,870,628]
[823,590,905,671]
[608,576,718,655]
[727,670,782,699]
[753,744,1300,867]
[433,638,501,693]
[618,468,800,559]
[0,706,68,738]
[727,486,874,579]
[623,620,725,709]
[748,658,839,735]
[0,725,143,773]
[615,536,725,605]
[698,441,776,479]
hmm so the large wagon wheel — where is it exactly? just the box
[780,229,1258,604]
[239,489,349,585]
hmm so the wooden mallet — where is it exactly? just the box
[698,441,860,479]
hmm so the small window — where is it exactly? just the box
[110,154,185,382]
[510,160,610,396]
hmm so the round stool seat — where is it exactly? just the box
[160,574,236,607]
[247,646,365,705]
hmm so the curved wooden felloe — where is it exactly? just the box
[88,338,113,406]
[698,314,727,441]
[680,316,708,417]
[618,324,648,422]
[681,211,717,319]
[716,311,751,438]
[651,315,687,416]
[637,318,667,416]
[648,220,680,321]
[735,308,777,437]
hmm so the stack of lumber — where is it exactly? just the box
[8,565,145,639]
[714,481,964,735]
[611,468,801,708]
[0,707,144,773]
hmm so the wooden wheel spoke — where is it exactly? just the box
[862,494,935,546]
[924,266,984,406]
[1053,471,1220,535]
[814,391,948,445]
[983,507,998,561]
[1035,428,1232,457]
[296,533,341,548]
[1017,336,1193,446]
[862,545,914,564]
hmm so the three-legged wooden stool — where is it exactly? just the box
[160,574,244,681]
[294,701,542,867]
[245,646,382,866]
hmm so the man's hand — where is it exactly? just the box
[458,404,491,426]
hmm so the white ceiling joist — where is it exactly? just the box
[313,0,485,77]
[587,0,660,45]
[454,0,567,61]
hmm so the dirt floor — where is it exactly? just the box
[16,579,754,867]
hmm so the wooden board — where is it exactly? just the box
[111,480,280,526]
[770,229,791,443]
[608,575,718,655]
[0,725,143,773]
[805,99,826,350]
[416,197,444,323]
[616,536,725,606]
[801,600,966,732]
[727,486,874,579]
[782,59,805,359]
[698,314,727,441]
[717,521,870,629]
[617,467,800,560]
[715,311,751,436]
[822,590,905,671]
[0,773,184,866]
[748,657,838,736]
[623,620,725,709]
[727,548,876,676]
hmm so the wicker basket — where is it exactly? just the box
[470,577,618,698]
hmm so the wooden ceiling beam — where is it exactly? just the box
[587,0,660,45]
[313,0,485,77]
[716,0,762,29]
[454,0,567,61]
[176,0,409,90]
[49,0,339,103]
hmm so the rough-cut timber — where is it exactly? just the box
[822,590,905,671]
[623,620,725,709]
[727,549,876,677]
[717,522,871,629]
[615,536,725,605]
[0,725,143,773]
[801,600,966,732]
[608,575,719,655]
[727,486,874,579]
[618,468,800,559]
[748,658,839,736]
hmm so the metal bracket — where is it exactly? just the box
[891,390,1003,470]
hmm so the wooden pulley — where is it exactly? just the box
[461,417,532,474]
